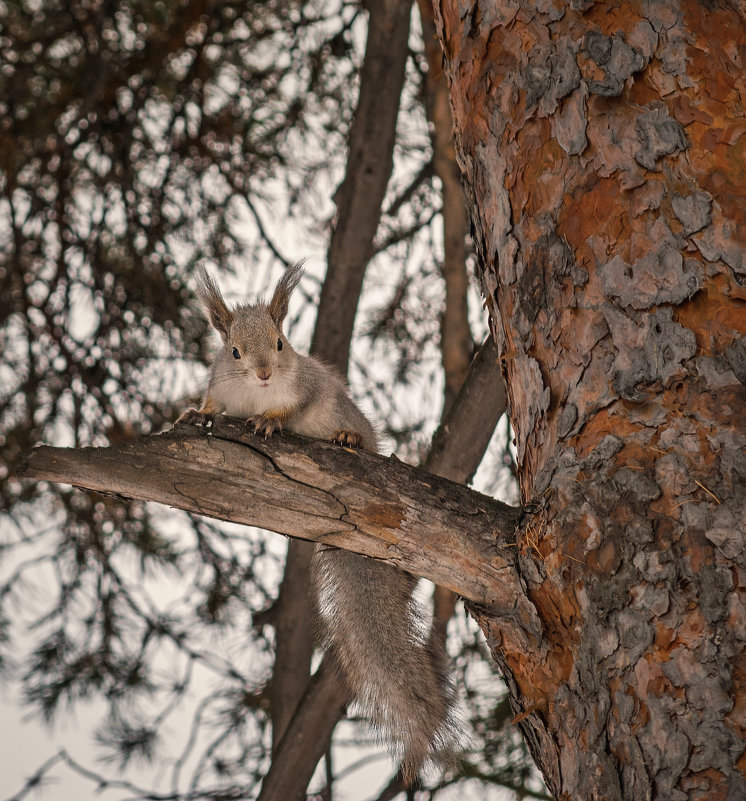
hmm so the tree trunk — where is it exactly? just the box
[311,0,412,375]
[273,0,412,751]
[432,1,746,799]
[417,0,473,415]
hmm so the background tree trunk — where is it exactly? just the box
[417,0,473,416]
[432,1,746,799]
[311,0,412,375]
[271,0,412,755]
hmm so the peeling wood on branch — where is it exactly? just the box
[19,416,530,614]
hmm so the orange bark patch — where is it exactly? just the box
[506,643,573,713]
[682,529,710,575]
[360,502,404,533]
[635,655,674,697]
[526,577,581,651]
[587,535,622,575]
[585,2,645,33]
[654,622,677,653]
[680,769,728,800]
[674,278,746,355]
[571,408,645,460]
[628,74,662,108]
[725,132,746,190]
[436,0,461,59]
[676,607,707,648]
[515,126,567,217]
[670,93,715,127]
[561,176,626,260]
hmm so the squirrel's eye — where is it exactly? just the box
[232,347,240,360]
[277,338,283,351]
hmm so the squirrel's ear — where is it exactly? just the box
[195,270,233,340]
[268,261,303,327]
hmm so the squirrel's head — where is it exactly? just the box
[196,263,303,383]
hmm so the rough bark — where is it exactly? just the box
[19,418,525,609]
[21,362,519,799]
[433,1,746,799]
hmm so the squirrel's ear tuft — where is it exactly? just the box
[195,270,233,340]
[268,260,304,327]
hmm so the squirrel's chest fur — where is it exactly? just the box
[209,362,300,421]
[206,351,376,449]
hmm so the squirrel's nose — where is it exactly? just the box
[256,367,272,381]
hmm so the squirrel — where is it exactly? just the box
[181,263,457,781]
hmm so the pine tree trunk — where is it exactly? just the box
[432,1,746,798]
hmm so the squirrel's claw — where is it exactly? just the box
[176,408,214,427]
[333,429,363,449]
[247,415,281,439]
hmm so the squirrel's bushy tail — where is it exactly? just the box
[312,547,458,781]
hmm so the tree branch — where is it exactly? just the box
[20,414,541,801]
[426,334,506,484]
[19,417,525,611]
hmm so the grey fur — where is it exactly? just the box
[194,265,458,781]
[313,550,458,780]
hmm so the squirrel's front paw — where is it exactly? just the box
[333,429,363,449]
[176,408,214,427]
[247,415,281,439]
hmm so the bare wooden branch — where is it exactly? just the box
[426,334,506,484]
[19,416,525,609]
[20,415,542,801]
